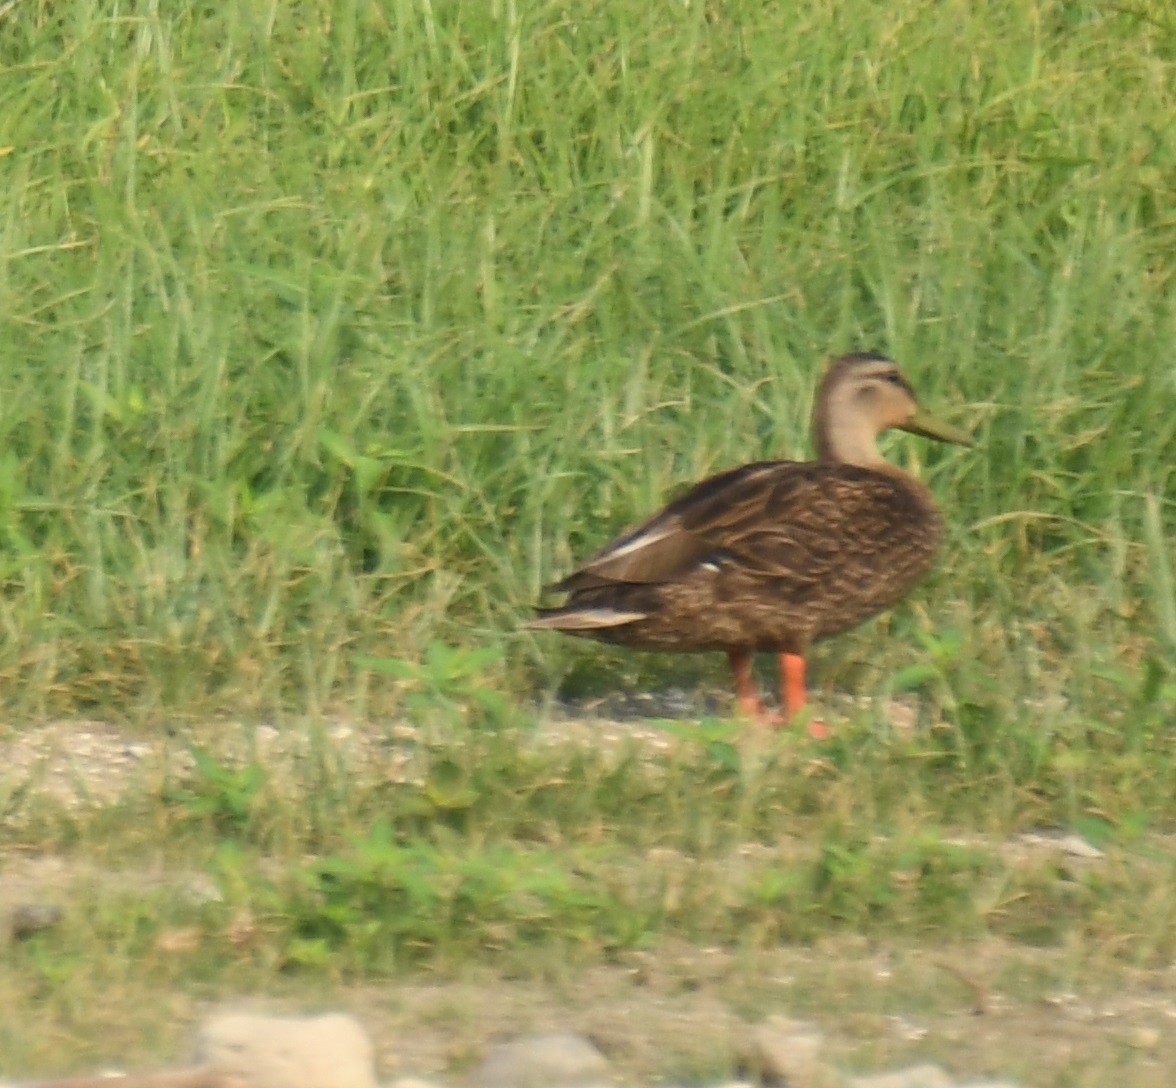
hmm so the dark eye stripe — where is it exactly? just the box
[881,370,915,396]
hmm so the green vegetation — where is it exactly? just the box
[2,2,1176,1083]
[3,666,1176,1082]
[0,0,1172,721]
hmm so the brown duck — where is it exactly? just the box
[527,353,971,735]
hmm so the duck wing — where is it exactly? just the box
[552,460,934,597]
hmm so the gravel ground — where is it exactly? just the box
[2,710,1173,1088]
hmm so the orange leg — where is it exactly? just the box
[780,652,807,716]
[727,649,784,726]
[727,649,764,719]
[778,652,829,739]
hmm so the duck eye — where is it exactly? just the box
[884,371,903,384]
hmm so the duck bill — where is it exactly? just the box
[898,409,973,446]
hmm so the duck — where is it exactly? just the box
[526,352,972,736]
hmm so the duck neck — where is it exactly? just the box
[814,416,886,468]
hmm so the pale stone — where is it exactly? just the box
[195,1012,378,1088]
[848,1065,954,1088]
[10,1071,238,1087]
[749,1015,843,1088]
[7,902,63,940]
[1015,832,1102,860]
[1128,1026,1161,1049]
[477,1033,610,1088]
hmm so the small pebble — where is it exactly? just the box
[848,1065,953,1088]
[1128,1026,1161,1049]
[1015,832,1103,860]
[748,1015,843,1088]
[196,1011,378,1088]
[477,1033,611,1088]
[8,903,63,940]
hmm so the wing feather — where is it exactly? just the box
[553,462,786,590]
[553,461,934,598]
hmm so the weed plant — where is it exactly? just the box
[0,1,1172,728]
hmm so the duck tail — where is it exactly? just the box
[524,606,646,631]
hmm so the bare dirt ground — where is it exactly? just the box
[3,717,1175,1087]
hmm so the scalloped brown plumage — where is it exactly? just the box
[527,352,972,735]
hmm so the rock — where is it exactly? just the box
[1054,834,1103,859]
[385,1080,447,1088]
[476,1033,611,1088]
[1127,1026,1161,1049]
[848,1065,953,1088]
[656,1083,753,1088]
[958,1081,1022,1088]
[8,1072,234,1087]
[7,902,63,940]
[195,1011,378,1088]
[747,1015,843,1088]
[1015,832,1102,860]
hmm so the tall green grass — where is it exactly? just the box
[0,0,1173,720]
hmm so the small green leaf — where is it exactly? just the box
[891,663,941,691]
